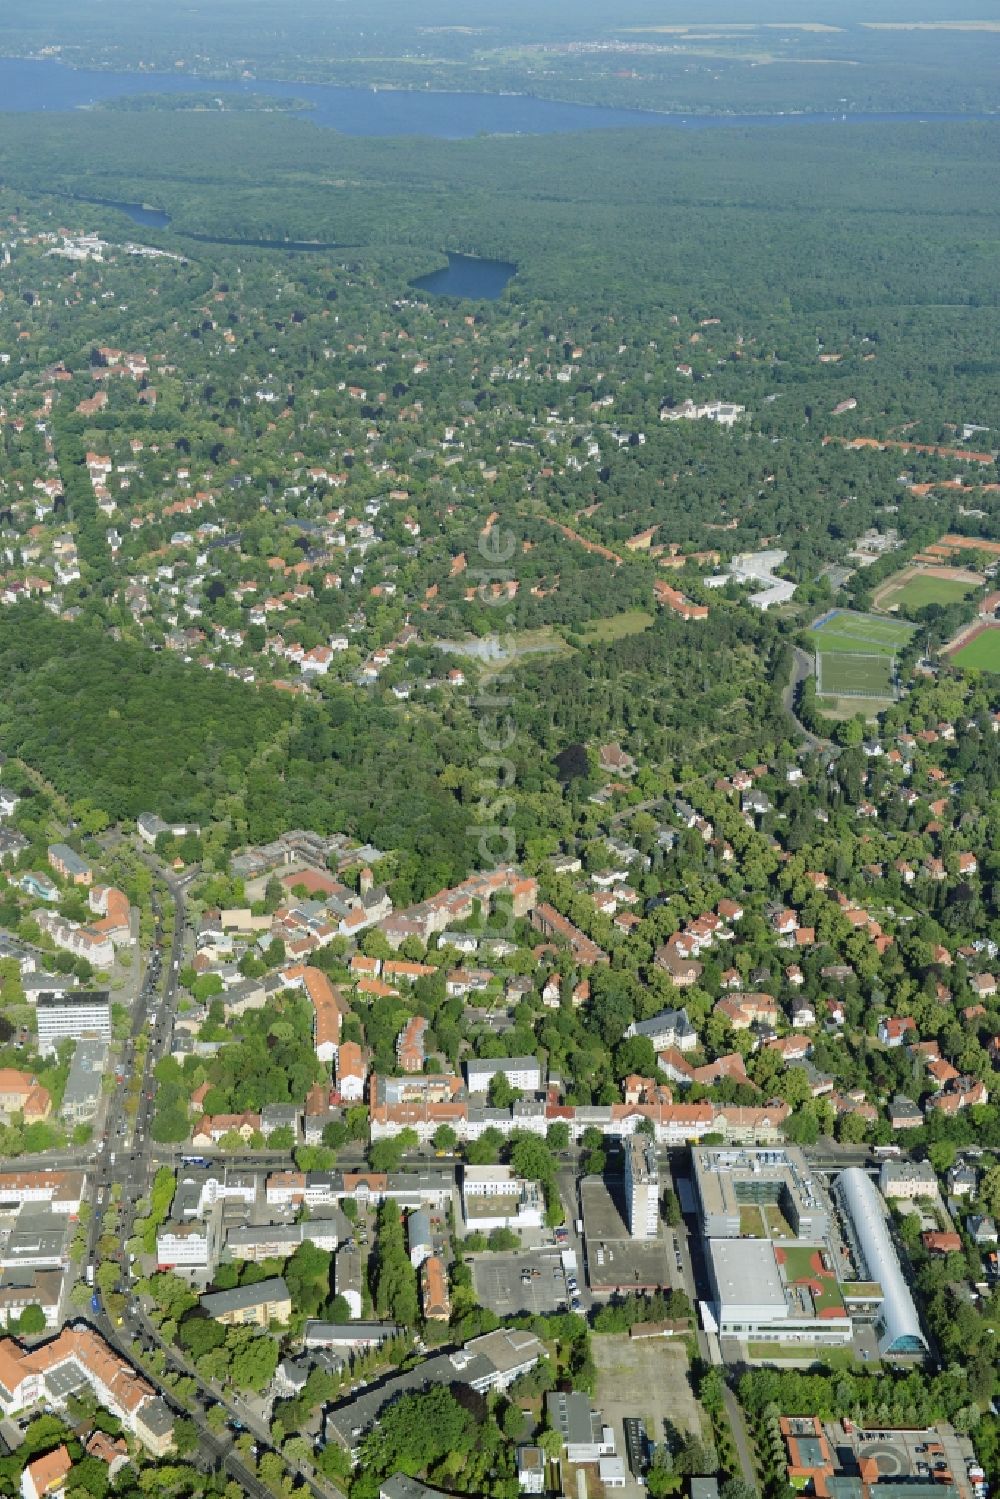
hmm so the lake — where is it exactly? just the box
[100,201,170,230]
[1,55,994,140]
[411,253,516,301]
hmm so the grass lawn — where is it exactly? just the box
[579,609,655,644]
[953,626,1000,673]
[816,694,894,717]
[762,1204,795,1240]
[881,574,979,611]
[817,651,894,696]
[746,1343,866,1369]
[739,1204,766,1237]
[476,627,571,681]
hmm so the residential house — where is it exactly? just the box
[46,844,92,886]
[545,1392,615,1464]
[200,1277,291,1327]
[420,1256,450,1321]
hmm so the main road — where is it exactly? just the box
[82,860,346,1499]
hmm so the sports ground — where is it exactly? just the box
[809,609,912,700]
[775,1244,846,1317]
[808,608,914,655]
[873,563,981,615]
[950,622,1000,673]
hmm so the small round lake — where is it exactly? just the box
[411,253,516,301]
[106,201,171,229]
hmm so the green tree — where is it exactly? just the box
[227,1327,280,1390]
[17,1303,46,1335]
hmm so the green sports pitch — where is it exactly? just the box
[808,609,914,654]
[809,610,910,698]
[952,626,1000,673]
[816,651,895,697]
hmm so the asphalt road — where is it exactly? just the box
[81,860,346,1499]
[783,645,831,750]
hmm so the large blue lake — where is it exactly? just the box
[0,55,993,139]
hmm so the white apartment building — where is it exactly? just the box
[35,992,111,1058]
[624,1136,659,1240]
[464,1056,542,1094]
[156,1219,218,1273]
[0,1171,86,1216]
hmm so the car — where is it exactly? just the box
[917,1466,930,1477]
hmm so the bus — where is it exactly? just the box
[180,1156,210,1168]
[873,1144,901,1159]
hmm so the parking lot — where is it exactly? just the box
[472,1249,568,1316]
[827,1421,978,1499]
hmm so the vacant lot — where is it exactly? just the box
[952,624,1000,673]
[817,651,894,697]
[874,565,981,615]
[592,1333,703,1459]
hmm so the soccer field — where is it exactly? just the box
[817,651,894,697]
[809,609,913,654]
[879,574,979,612]
[953,626,1000,673]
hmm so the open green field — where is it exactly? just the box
[880,574,980,611]
[579,609,655,644]
[952,626,1000,673]
[817,652,894,697]
[746,1344,867,1370]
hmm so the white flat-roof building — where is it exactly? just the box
[156,1219,218,1273]
[60,1039,107,1125]
[693,1146,829,1241]
[465,1056,542,1094]
[36,992,111,1058]
[461,1165,545,1233]
[702,1238,852,1346]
